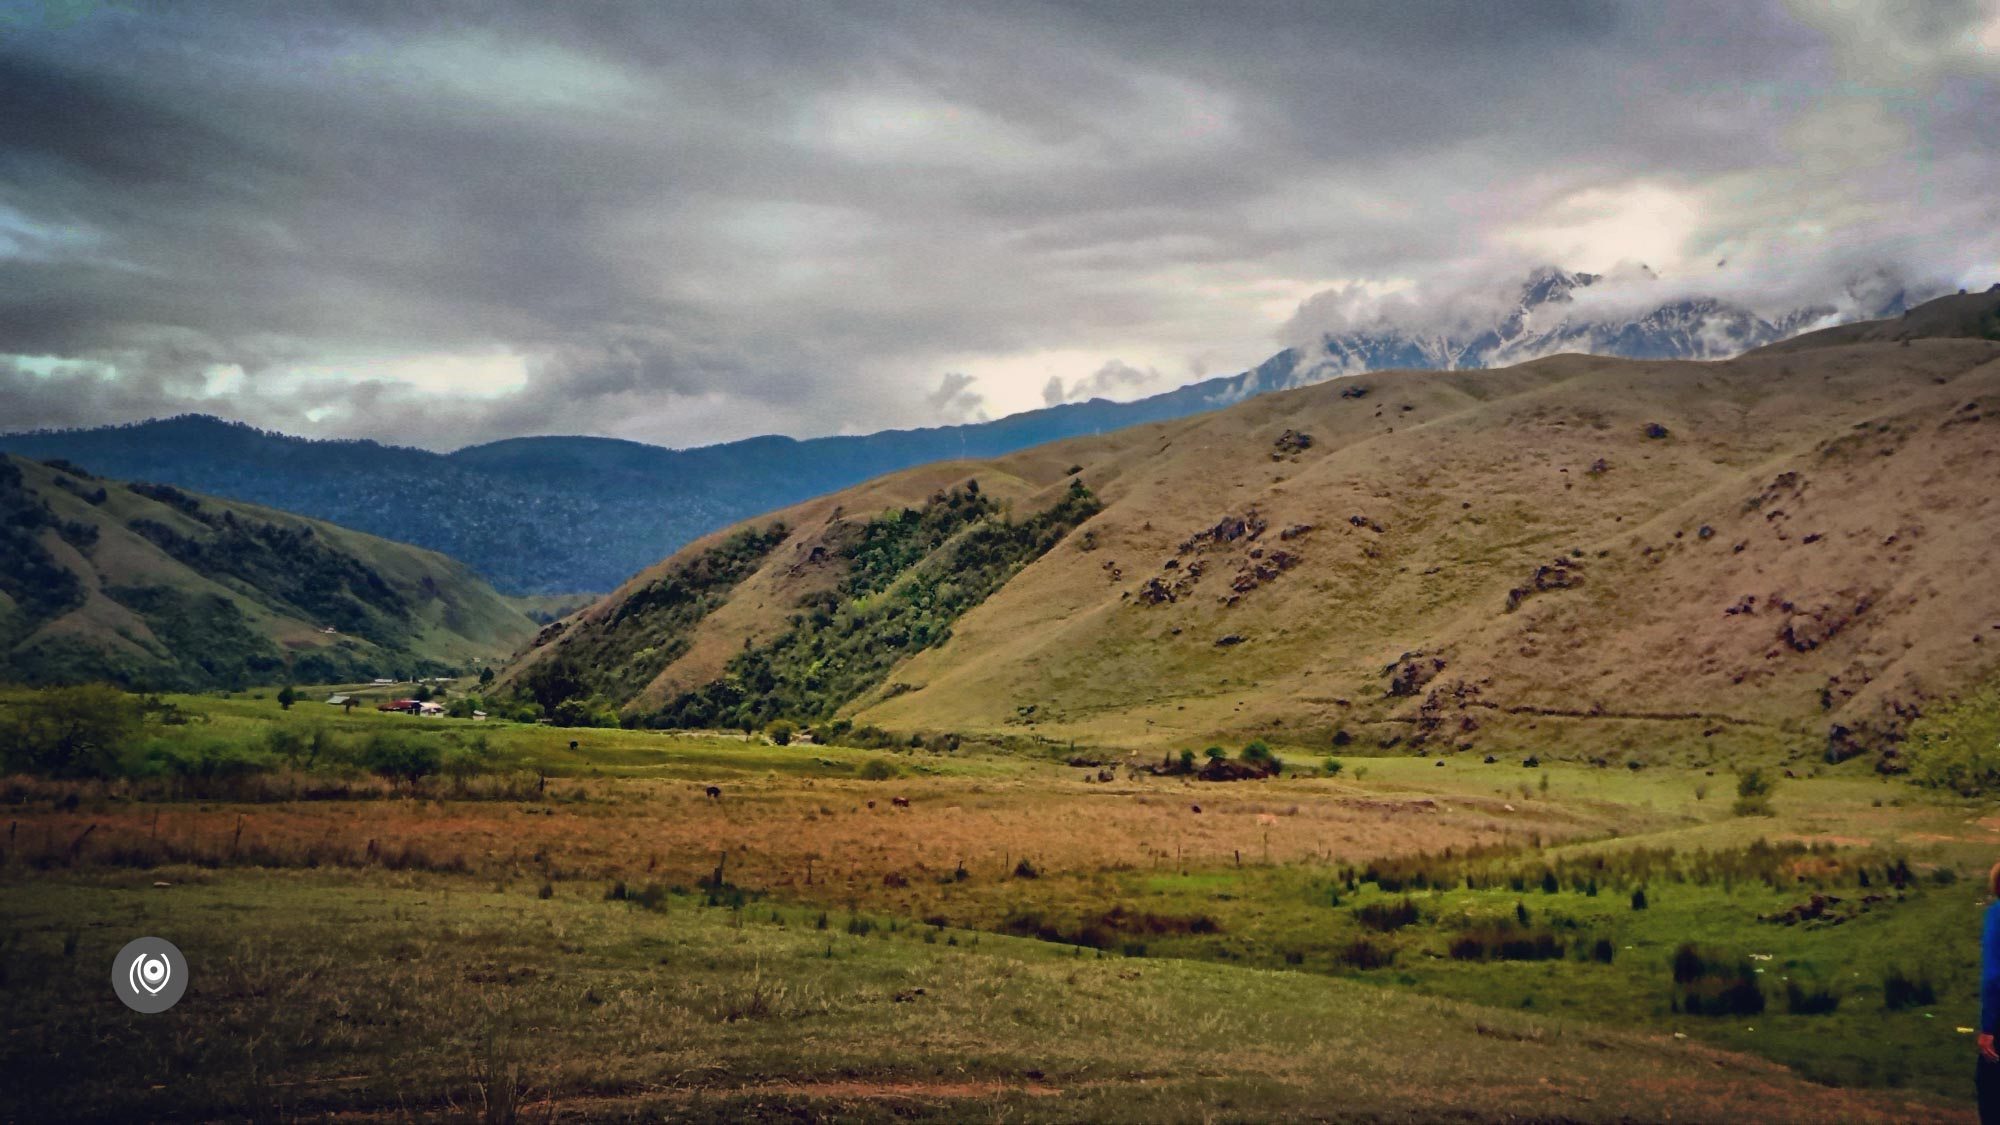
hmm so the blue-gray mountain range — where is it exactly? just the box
[0,269,1927,594]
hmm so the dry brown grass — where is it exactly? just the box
[1,772,1618,910]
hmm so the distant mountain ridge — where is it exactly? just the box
[506,290,2000,767]
[0,268,1929,595]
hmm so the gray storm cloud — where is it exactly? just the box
[0,1,1994,450]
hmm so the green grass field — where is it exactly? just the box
[2,684,1993,1120]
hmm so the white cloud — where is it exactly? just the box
[925,372,986,423]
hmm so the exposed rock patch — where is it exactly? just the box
[1504,557,1585,612]
[1385,651,1447,697]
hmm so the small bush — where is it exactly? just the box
[1882,968,1937,1011]
[1906,684,2000,796]
[857,757,899,781]
[1013,857,1041,879]
[1355,897,1420,932]
[765,719,795,746]
[1670,944,1765,1016]
[361,733,442,787]
[1337,939,1395,970]
[3,684,144,778]
[1323,758,1343,777]
[1733,768,1777,816]
[1449,925,1565,962]
[1784,980,1839,1015]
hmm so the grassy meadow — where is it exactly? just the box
[3,683,1996,1121]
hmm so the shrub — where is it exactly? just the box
[1882,967,1937,1011]
[1670,944,1765,1016]
[1204,746,1227,761]
[1323,758,1343,777]
[857,757,899,781]
[1784,980,1840,1015]
[3,684,143,778]
[550,698,617,729]
[1906,684,2000,796]
[134,735,275,785]
[1631,887,1649,910]
[1355,897,1420,932]
[1733,768,1777,816]
[1012,857,1040,879]
[441,737,498,781]
[1336,939,1395,970]
[765,719,795,746]
[1449,925,1565,962]
[361,733,442,787]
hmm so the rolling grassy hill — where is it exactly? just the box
[508,291,2000,765]
[0,454,535,689]
[3,271,1936,596]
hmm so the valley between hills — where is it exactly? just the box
[4,291,2000,1122]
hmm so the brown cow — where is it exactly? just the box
[890,796,911,809]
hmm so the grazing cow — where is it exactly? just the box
[1190,804,1202,814]
[891,796,911,809]
[705,785,721,800]
[867,800,876,809]
[569,740,578,751]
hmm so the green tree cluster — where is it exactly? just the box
[1907,683,2000,796]
[1,683,143,777]
[1732,768,1777,816]
[516,524,790,714]
[655,482,1099,729]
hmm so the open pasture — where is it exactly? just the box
[3,687,1995,1120]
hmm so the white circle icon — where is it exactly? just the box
[112,937,187,1013]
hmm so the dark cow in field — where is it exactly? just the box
[705,785,721,800]
[569,740,579,751]
[891,796,911,809]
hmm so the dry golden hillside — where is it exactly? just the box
[510,293,2000,764]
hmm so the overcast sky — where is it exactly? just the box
[2,1,1996,451]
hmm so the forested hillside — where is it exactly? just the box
[0,455,534,689]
